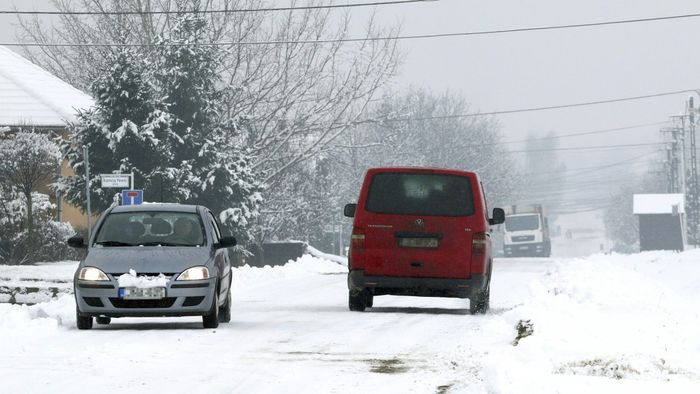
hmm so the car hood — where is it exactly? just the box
[82,246,213,275]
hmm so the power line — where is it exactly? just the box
[4,11,700,46]
[400,90,697,121]
[505,142,665,154]
[0,0,438,15]
[500,121,667,145]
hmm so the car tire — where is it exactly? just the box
[96,316,111,325]
[76,308,93,330]
[470,286,490,315]
[203,291,220,329]
[218,289,232,323]
[349,289,368,312]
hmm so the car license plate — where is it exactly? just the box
[519,246,529,250]
[399,238,439,248]
[119,287,166,300]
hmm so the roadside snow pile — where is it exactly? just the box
[117,269,170,288]
[481,250,700,392]
[233,254,346,290]
[0,295,75,330]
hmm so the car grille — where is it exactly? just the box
[108,298,176,309]
[109,272,177,279]
[512,235,535,242]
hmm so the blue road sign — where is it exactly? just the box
[121,190,144,205]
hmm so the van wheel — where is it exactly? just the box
[470,287,490,315]
[366,292,374,308]
[203,291,220,329]
[349,289,368,311]
[96,316,111,325]
[76,308,93,330]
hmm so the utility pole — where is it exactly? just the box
[84,146,92,242]
[688,96,699,244]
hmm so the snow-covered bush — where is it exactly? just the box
[0,191,79,264]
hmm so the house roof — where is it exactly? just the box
[633,193,685,215]
[0,46,93,128]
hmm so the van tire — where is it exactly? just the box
[470,287,490,315]
[76,308,93,330]
[349,289,368,311]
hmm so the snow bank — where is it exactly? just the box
[305,245,347,266]
[479,250,700,392]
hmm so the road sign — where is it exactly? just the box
[121,190,144,206]
[101,174,131,188]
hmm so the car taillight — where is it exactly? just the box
[351,227,365,251]
[472,232,487,255]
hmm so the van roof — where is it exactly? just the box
[367,167,477,177]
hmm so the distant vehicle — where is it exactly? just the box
[344,167,505,314]
[503,204,551,257]
[68,203,237,330]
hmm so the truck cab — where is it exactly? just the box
[503,204,551,258]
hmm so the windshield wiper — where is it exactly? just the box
[95,241,134,247]
[136,241,193,247]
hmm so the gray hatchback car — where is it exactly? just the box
[68,203,236,329]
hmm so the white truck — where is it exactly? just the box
[503,204,551,257]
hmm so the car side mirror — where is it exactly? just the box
[489,208,505,225]
[67,236,87,249]
[344,203,357,218]
[217,236,237,249]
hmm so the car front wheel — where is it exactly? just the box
[218,288,232,323]
[76,308,93,330]
[203,291,220,329]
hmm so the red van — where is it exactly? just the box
[344,167,505,314]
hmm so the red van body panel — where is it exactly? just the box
[348,167,493,300]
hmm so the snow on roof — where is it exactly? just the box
[0,46,93,127]
[633,193,685,215]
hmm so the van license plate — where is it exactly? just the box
[399,238,439,248]
[119,287,166,300]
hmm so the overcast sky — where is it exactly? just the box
[2,0,699,184]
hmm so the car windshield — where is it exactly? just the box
[94,211,206,247]
[505,214,540,232]
[365,173,474,216]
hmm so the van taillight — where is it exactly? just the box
[351,227,365,251]
[472,232,487,254]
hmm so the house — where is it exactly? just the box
[633,193,686,251]
[0,45,94,229]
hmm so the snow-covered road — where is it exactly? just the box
[1,252,699,393]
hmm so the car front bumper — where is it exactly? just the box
[74,278,216,317]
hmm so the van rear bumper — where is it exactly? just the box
[348,269,488,299]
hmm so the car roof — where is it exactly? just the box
[367,167,477,177]
[110,203,201,214]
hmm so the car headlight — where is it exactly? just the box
[177,266,209,281]
[78,267,109,281]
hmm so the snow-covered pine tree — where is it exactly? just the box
[58,48,172,214]
[154,13,262,244]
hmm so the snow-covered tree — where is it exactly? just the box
[0,132,62,245]
[59,47,173,214]
[60,14,262,244]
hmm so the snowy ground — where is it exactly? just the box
[1,252,699,393]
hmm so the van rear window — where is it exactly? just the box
[365,173,475,216]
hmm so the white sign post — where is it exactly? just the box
[100,174,131,188]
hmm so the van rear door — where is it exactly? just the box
[358,171,477,279]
